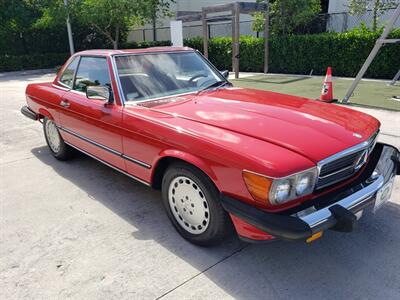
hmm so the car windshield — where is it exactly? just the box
[115,51,226,102]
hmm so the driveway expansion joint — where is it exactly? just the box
[155,244,249,299]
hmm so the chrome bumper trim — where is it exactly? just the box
[300,144,398,233]
[301,175,384,231]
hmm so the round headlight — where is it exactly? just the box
[273,180,291,203]
[295,175,311,195]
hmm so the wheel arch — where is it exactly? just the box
[151,150,220,191]
[38,108,54,120]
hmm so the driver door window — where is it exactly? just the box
[74,57,111,93]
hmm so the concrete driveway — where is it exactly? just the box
[1,70,399,299]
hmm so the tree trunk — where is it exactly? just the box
[373,0,378,31]
[114,26,120,49]
[92,23,118,49]
[280,2,286,35]
[112,40,117,49]
[152,16,157,41]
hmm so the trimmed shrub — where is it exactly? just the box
[183,29,400,79]
[2,29,399,78]
[0,53,69,72]
[0,24,114,56]
[267,29,400,78]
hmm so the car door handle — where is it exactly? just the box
[60,100,70,108]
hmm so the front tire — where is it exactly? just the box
[162,162,232,246]
[43,117,72,160]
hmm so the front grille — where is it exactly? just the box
[319,150,364,177]
[315,131,378,190]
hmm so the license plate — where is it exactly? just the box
[374,177,395,212]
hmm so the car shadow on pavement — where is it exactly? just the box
[31,146,400,299]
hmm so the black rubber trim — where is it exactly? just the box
[392,154,400,175]
[329,205,357,232]
[58,126,151,169]
[59,126,121,156]
[65,141,151,186]
[122,154,152,169]
[221,195,313,240]
[377,142,400,176]
[238,235,278,244]
[21,106,38,121]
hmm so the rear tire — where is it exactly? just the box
[43,117,72,160]
[162,162,232,246]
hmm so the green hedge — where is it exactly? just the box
[0,41,173,72]
[2,29,399,78]
[0,53,69,72]
[0,24,115,56]
[182,29,400,79]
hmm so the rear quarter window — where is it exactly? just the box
[59,57,79,88]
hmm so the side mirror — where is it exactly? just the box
[220,70,229,79]
[86,85,114,104]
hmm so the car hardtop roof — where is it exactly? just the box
[75,47,195,57]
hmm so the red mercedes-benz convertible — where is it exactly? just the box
[22,47,399,246]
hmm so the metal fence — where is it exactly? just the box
[128,8,400,42]
[128,20,256,42]
[327,7,400,32]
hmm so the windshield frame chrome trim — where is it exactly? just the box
[110,55,126,106]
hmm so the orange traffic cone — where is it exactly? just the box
[319,67,335,102]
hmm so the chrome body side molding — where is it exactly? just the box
[58,126,152,169]
[65,141,151,187]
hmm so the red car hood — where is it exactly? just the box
[137,87,380,163]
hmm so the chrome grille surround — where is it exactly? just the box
[315,130,379,190]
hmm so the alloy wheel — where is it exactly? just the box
[168,176,210,234]
[45,120,61,153]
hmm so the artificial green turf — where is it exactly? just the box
[232,75,400,111]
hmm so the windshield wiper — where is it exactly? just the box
[198,80,229,94]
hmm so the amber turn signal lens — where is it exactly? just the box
[306,231,323,243]
[242,171,273,203]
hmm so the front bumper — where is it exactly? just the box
[222,143,399,241]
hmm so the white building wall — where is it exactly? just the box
[128,0,400,41]
[328,0,350,13]
[128,0,256,42]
